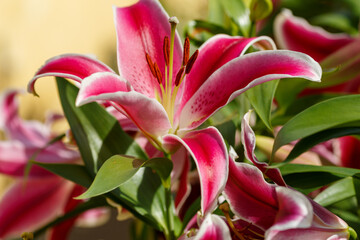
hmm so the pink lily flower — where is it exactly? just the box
[274,9,360,94]
[0,89,81,239]
[28,0,321,216]
[219,113,350,239]
[274,9,360,169]
[221,156,350,240]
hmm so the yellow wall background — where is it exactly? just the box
[0,0,207,121]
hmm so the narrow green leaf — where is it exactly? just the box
[314,177,354,207]
[284,127,360,163]
[76,155,142,199]
[279,164,360,177]
[246,80,279,130]
[32,162,92,188]
[273,95,360,156]
[282,172,342,194]
[56,78,147,174]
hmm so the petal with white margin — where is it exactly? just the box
[163,127,228,216]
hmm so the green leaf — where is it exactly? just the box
[314,177,355,207]
[142,158,173,188]
[32,162,92,188]
[221,0,251,36]
[76,155,142,199]
[272,95,360,156]
[56,78,147,174]
[279,164,360,177]
[279,164,360,194]
[249,0,273,21]
[284,127,360,163]
[246,79,279,130]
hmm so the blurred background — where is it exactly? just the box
[0,0,207,239]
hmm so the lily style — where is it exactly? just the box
[29,0,322,217]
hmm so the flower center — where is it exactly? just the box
[145,17,199,129]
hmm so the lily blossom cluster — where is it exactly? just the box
[30,0,322,218]
[5,0,355,239]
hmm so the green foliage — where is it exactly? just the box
[76,155,142,199]
[273,95,360,157]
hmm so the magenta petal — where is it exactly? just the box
[114,0,182,98]
[163,127,228,215]
[77,72,171,140]
[266,187,312,239]
[223,159,278,230]
[194,214,231,240]
[339,136,360,168]
[179,50,321,130]
[171,147,191,213]
[241,111,286,186]
[0,178,73,239]
[28,54,114,96]
[274,9,354,62]
[178,35,276,113]
[0,89,51,146]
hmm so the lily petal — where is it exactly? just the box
[241,111,286,186]
[194,214,231,240]
[163,127,228,216]
[28,54,114,96]
[171,147,191,213]
[0,89,50,146]
[266,187,312,240]
[339,136,360,168]
[76,72,171,141]
[179,50,322,131]
[274,9,354,62]
[223,159,278,230]
[114,0,182,98]
[0,178,73,239]
[0,140,79,177]
[178,35,276,115]
[267,196,349,240]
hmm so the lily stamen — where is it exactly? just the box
[175,66,185,87]
[183,37,190,66]
[185,49,199,74]
[145,53,156,78]
[163,36,170,66]
[153,62,163,85]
